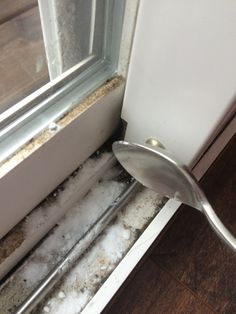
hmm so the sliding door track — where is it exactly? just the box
[16,178,140,314]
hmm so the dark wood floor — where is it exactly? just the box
[0,0,49,112]
[104,136,236,314]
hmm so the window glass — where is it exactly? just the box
[0,0,120,113]
[0,0,124,164]
[0,1,49,113]
[38,0,108,79]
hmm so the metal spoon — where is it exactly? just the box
[112,140,236,253]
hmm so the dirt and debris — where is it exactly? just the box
[0,151,115,280]
[0,169,165,314]
[32,187,164,314]
[0,224,25,265]
[58,76,123,128]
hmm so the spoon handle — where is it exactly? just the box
[201,200,236,253]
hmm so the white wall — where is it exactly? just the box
[122,0,236,166]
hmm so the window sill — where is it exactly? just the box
[0,77,125,239]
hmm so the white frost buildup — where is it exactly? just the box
[122,229,131,240]
[0,155,164,314]
[47,291,90,314]
[20,170,125,289]
[34,189,163,314]
[58,291,66,299]
[23,262,49,287]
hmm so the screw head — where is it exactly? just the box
[145,137,165,149]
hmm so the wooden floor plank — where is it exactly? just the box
[0,0,37,25]
[151,137,236,313]
[104,258,214,314]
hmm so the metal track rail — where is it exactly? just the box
[15,179,140,314]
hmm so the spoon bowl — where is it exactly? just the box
[113,140,236,253]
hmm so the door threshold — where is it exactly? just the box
[0,152,179,314]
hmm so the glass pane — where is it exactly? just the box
[0,1,49,113]
[38,0,104,79]
[48,0,106,73]
[0,0,117,113]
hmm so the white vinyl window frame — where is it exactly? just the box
[0,0,140,238]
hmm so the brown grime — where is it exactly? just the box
[0,223,25,265]
[58,76,123,128]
